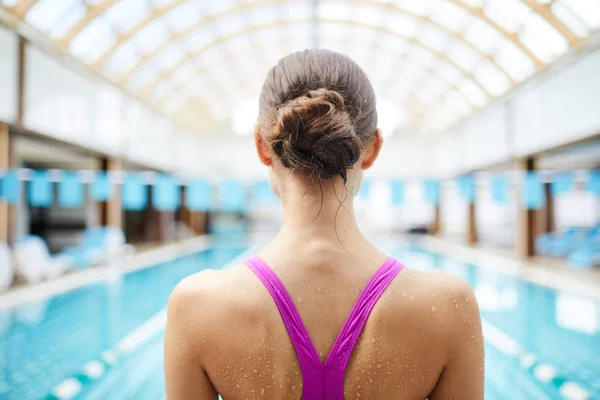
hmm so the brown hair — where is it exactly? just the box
[258,49,377,183]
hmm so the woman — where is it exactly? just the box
[165,49,484,400]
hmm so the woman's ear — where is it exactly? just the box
[254,126,273,166]
[361,129,383,170]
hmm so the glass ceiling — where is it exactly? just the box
[1,0,599,135]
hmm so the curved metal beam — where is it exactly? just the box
[449,0,544,68]
[105,0,515,84]
[133,18,493,101]
[522,0,581,47]
[57,0,119,49]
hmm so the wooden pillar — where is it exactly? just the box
[0,123,12,243]
[97,157,108,227]
[544,182,555,233]
[431,204,441,235]
[158,211,174,242]
[516,157,536,258]
[106,158,122,229]
[16,37,26,127]
[467,202,478,246]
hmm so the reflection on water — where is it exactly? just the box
[475,283,518,312]
[555,293,599,335]
[13,299,50,325]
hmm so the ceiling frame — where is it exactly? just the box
[156,37,478,116]
[103,0,518,86]
[152,28,479,133]
[136,18,493,103]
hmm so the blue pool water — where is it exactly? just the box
[1,244,599,400]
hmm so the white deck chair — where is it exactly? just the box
[13,236,70,283]
[0,242,14,291]
[103,228,135,262]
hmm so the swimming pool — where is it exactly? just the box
[0,243,598,400]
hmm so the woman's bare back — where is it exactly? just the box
[164,242,484,400]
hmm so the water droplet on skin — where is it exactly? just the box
[244,291,248,296]
[455,304,459,309]
[432,306,436,312]
[298,297,302,303]
[403,292,407,297]
[410,295,414,300]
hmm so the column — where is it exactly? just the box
[467,202,478,246]
[0,123,12,243]
[516,157,536,258]
[543,182,555,233]
[431,204,441,235]
[106,157,123,229]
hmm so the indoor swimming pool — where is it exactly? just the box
[0,243,598,400]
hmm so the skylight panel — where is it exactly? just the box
[127,62,158,91]
[388,13,419,38]
[134,19,170,53]
[26,0,77,33]
[447,42,480,71]
[494,41,536,81]
[474,62,511,96]
[430,1,467,31]
[102,40,140,76]
[433,60,463,85]
[182,28,213,53]
[519,12,569,62]
[165,2,202,33]
[317,2,351,20]
[552,1,591,36]
[484,0,530,33]
[560,0,600,29]
[49,3,86,40]
[418,75,447,104]
[105,0,151,34]
[457,78,487,107]
[420,26,450,53]
[155,47,186,75]
[463,17,503,55]
[69,16,116,63]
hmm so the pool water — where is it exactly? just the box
[0,245,248,400]
[1,244,599,400]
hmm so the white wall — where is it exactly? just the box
[21,43,201,173]
[0,24,17,124]
[512,48,600,156]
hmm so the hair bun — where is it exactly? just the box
[271,88,362,181]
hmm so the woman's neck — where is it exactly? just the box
[277,175,364,243]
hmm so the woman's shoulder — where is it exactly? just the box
[394,266,476,303]
[383,266,479,327]
[168,264,257,307]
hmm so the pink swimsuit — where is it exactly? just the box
[245,256,404,399]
